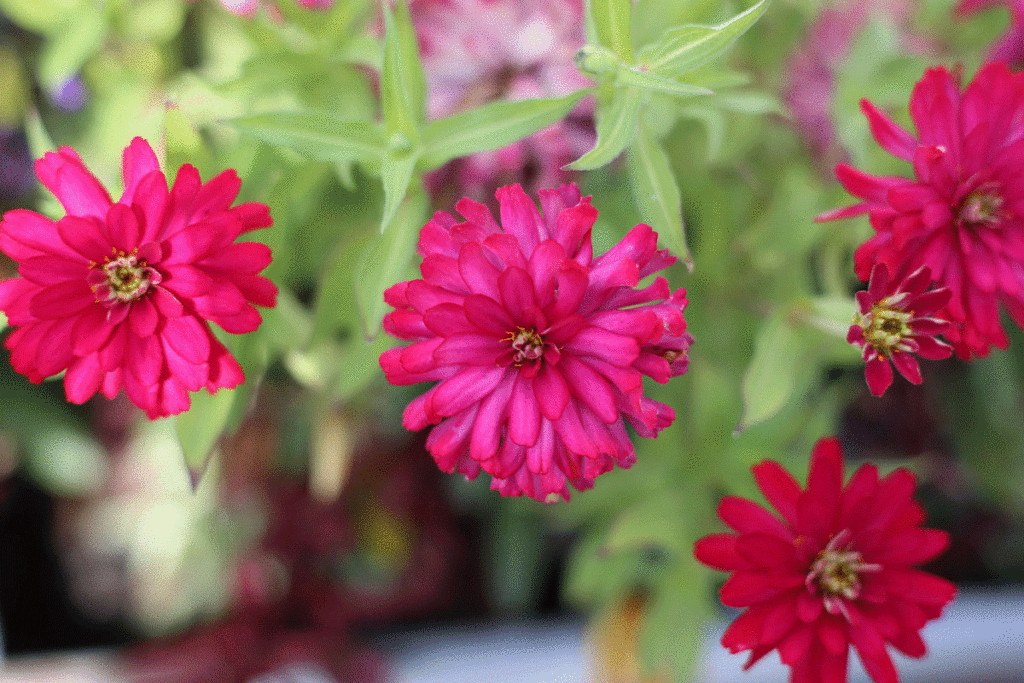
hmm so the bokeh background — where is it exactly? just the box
[0,0,1021,681]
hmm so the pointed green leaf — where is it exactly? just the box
[421,91,588,169]
[638,0,768,76]
[37,11,107,89]
[229,112,384,164]
[589,0,633,61]
[737,312,803,433]
[627,119,691,269]
[616,66,713,98]
[601,492,687,557]
[564,85,644,171]
[175,388,239,474]
[379,151,418,234]
[356,187,428,337]
[380,0,425,136]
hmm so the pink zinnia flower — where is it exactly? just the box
[0,137,277,418]
[816,62,1024,360]
[410,0,594,203]
[955,0,1024,67]
[695,437,956,683]
[379,183,692,502]
[848,263,953,396]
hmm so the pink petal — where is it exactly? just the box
[120,137,162,203]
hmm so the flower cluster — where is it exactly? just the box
[0,138,277,418]
[380,183,691,502]
[818,62,1024,361]
[410,0,594,203]
[695,437,956,683]
[848,263,953,396]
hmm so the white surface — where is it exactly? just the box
[388,587,1024,683]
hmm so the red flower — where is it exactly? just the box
[848,263,952,396]
[816,62,1024,359]
[0,137,277,418]
[379,183,691,502]
[695,438,956,683]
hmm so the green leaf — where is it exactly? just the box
[380,0,425,137]
[737,312,802,433]
[175,388,240,475]
[601,492,688,557]
[616,67,713,98]
[37,12,108,89]
[628,118,691,269]
[356,187,428,338]
[421,92,588,169]
[165,105,214,180]
[638,0,769,76]
[589,0,633,61]
[379,151,418,235]
[229,112,384,165]
[564,85,644,171]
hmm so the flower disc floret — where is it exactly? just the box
[848,263,953,396]
[0,137,277,418]
[379,183,692,502]
[694,437,956,683]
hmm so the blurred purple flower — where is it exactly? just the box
[410,0,594,203]
[48,76,88,112]
[783,2,930,166]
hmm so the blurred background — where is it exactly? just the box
[0,0,1021,681]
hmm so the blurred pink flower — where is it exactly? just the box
[848,263,952,396]
[695,437,956,683]
[410,0,594,202]
[817,63,1024,360]
[955,0,1024,66]
[783,2,931,166]
[0,137,277,418]
[380,183,691,502]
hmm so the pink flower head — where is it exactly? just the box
[955,0,1024,67]
[695,437,956,683]
[0,137,277,418]
[410,0,594,202]
[817,62,1024,359]
[848,263,953,396]
[379,183,692,502]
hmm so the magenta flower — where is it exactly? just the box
[410,0,594,202]
[848,263,952,396]
[0,137,277,418]
[379,183,691,502]
[695,437,956,683]
[817,63,1024,359]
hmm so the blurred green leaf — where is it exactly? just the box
[602,492,688,557]
[379,151,418,235]
[356,187,428,338]
[329,334,393,400]
[565,85,644,171]
[640,562,712,680]
[616,67,713,98]
[38,11,108,90]
[420,92,589,169]
[738,312,802,433]
[628,117,691,269]
[590,0,634,61]
[175,388,239,475]
[165,106,214,180]
[229,112,384,165]
[638,0,768,76]
[380,0,425,137]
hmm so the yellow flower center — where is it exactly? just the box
[806,530,881,618]
[90,249,160,304]
[508,327,545,364]
[854,293,913,358]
